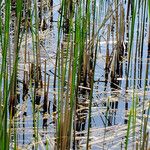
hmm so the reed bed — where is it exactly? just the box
[0,0,149,150]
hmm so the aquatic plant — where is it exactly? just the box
[0,0,149,149]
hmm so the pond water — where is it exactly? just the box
[1,0,149,149]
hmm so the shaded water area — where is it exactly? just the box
[0,0,150,149]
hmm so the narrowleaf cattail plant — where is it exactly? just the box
[0,0,149,149]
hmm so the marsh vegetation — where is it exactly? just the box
[0,0,149,149]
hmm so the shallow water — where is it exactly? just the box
[1,0,149,149]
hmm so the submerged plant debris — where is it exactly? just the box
[0,0,150,150]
